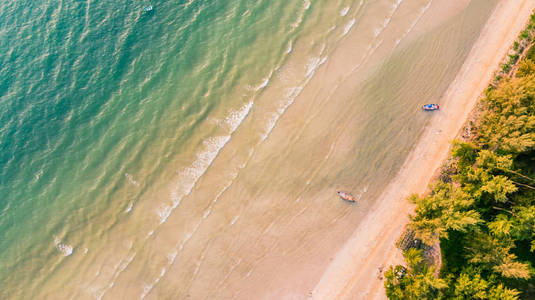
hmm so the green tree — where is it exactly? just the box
[478,76,535,153]
[451,141,478,171]
[480,175,517,203]
[516,59,535,77]
[490,206,535,252]
[451,267,524,300]
[453,267,489,299]
[385,249,448,300]
[488,284,520,300]
[409,183,481,246]
[465,233,532,280]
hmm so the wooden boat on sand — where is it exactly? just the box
[337,191,356,202]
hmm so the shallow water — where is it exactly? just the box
[0,0,497,298]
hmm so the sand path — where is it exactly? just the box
[311,0,535,299]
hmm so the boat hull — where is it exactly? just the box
[337,191,356,202]
[422,104,439,111]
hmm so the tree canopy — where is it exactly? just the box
[386,17,535,299]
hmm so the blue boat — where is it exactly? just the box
[422,103,439,111]
[144,5,153,12]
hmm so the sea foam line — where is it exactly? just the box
[349,0,418,75]
[342,18,356,36]
[54,236,73,256]
[97,252,137,300]
[156,100,254,225]
[291,0,311,30]
[157,135,231,224]
[202,169,239,219]
[340,6,349,16]
[395,0,432,46]
[140,221,203,299]
[373,0,404,38]
[287,41,293,54]
[261,46,328,142]
[261,86,304,141]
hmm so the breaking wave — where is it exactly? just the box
[342,18,356,36]
[54,236,73,256]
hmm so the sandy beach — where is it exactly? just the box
[311,0,535,299]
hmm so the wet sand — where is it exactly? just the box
[311,0,535,299]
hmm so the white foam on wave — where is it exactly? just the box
[125,202,133,213]
[291,0,311,29]
[157,135,232,224]
[260,39,330,143]
[133,252,175,299]
[34,169,43,181]
[373,39,384,52]
[192,256,204,279]
[157,204,173,224]
[254,76,270,91]
[183,0,195,9]
[134,221,197,298]
[125,173,139,186]
[141,221,202,298]
[411,0,432,32]
[306,55,328,78]
[178,222,202,252]
[230,215,240,225]
[373,0,404,38]
[99,252,137,299]
[287,41,293,54]
[291,15,304,30]
[306,57,320,77]
[319,43,326,55]
[261,86,304,141]
[138,265,167,298]
[54,236,73,256]
[140,283,153,299]
[261,113,279,142]
[373,27,382,37]
[342,18,356,36]
[396,0,432,48]
[0,202,10,216]
[340,6,349,16]
[281,86,304,114]
[392,0,403,13]
[202,169,239,220]
[225,101,253,132]
[168,251,178,264]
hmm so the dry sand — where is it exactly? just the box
[311,0,535,299]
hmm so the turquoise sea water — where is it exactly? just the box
[1,0,497,298]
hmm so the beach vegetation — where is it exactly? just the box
[386,14,535,298]
[385,248,448,300]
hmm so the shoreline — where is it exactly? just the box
[310,1,535,299]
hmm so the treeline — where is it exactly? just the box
[385,16,535,300]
